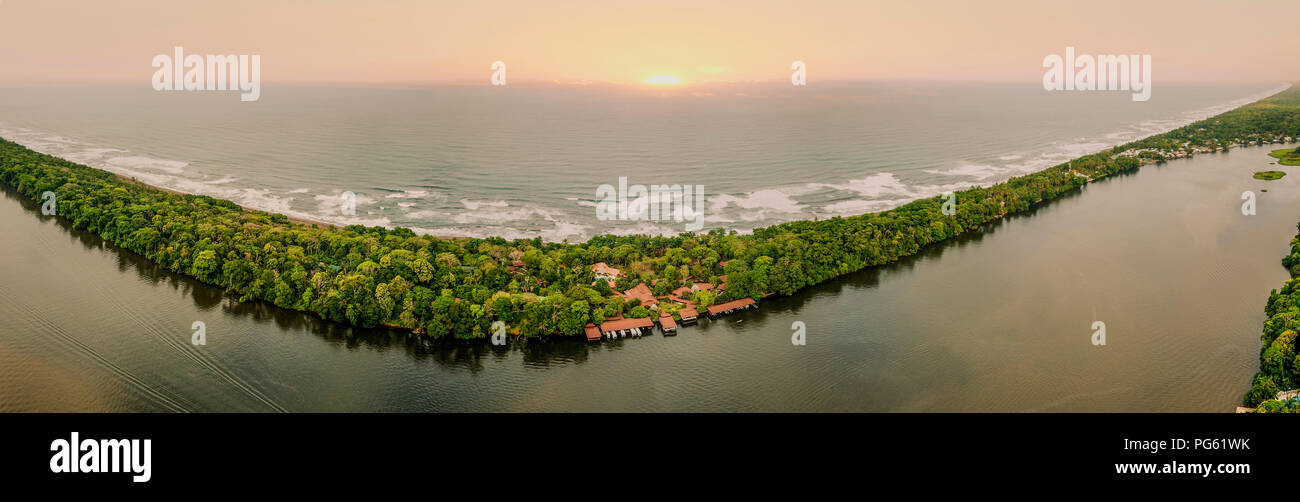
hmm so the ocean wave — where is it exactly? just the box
[385,189,434,199]
[2,83,1289,242]
[710,189,805,213]
[460,199,510,210]
[105,156,188,174]
[924,163,1012,180]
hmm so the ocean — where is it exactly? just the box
[0,81,1286,240]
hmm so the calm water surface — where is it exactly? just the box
[1,146,1294,411]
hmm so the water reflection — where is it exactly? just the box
[0,170,1105,371]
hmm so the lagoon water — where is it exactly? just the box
[0,144,1294,412]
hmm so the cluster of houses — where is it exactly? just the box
[583,262,757,341]
[1116,135,1296,165]
[1235,389,1300,413]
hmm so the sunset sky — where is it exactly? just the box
[1,0,1297,85]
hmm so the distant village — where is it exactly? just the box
[1115,133,1294,164]
[583,261,756,341]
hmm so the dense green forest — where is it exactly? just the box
[2,86,1299,346]
[1245,220,1300,412]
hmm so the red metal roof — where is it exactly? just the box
[706,298,756,316]
[598,317,654,333]
[583,323,601,341]
[622,283,658,306]
[592,262,620,278]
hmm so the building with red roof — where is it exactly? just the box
[706,298,756,316]
[621,283,658,307]
[597,317,654,338]
[659,313,678,333]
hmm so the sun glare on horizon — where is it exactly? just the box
[645,75,681,85]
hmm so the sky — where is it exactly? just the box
[0,0,1297,85]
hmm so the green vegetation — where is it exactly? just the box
[1244,219,1300,412]
[1270,146,1300,166]
[3,86,1300,343]
[1253,170,1287,180]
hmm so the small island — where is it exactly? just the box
[1268,146,1300,165]
[1254,170,1287,180]
[1269,146,1300,166]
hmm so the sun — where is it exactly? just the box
[645,75,681,86]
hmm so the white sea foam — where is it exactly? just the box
[2,83,1289,242]
[385,190,429,199]
[710,189,804,213]
[925,163,1010,180]
[452,204,563,225]
[811,173,912,198]
[822,198,916,215]
[105,156,188,174]
[63,148,126,163]
[233,188,293,213]
[313,191,376,213]
[460,199,510,210]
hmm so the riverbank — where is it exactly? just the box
[1243,217,1300,412]
[2,84,1299,345]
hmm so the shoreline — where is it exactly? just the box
[1,83,1298,346]
[114,174,344,230]
[109,172,478,240]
